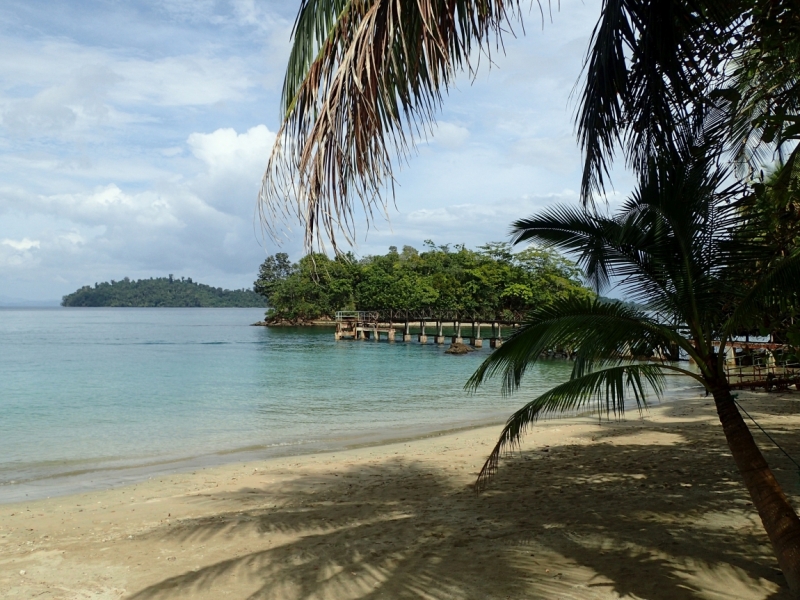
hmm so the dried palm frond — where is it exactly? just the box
[260,0,533,252]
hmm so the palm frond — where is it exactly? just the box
[513,119,748,340]
[475,363,666,491]
[727,1,800,177]
[576,0,743,203]
[282,0,352,118]
[261,0,532,251]
[726,250,800,334]
[466,297,687,395]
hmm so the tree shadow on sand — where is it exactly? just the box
[127,398,800,599]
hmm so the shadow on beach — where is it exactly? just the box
[126,396,800,600]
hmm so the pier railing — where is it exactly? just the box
[335,311,380,322]
[725,359,800,391]
[334,310,515,347]
[335,309,529,324]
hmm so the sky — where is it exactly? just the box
[0,0,628,302]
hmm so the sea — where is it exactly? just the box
[0,308,699,503]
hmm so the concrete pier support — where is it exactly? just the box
[403,321,412,343]
[418,319,427,343]
[387,328,396,343]
[373,328,379,341]
[451,320,463,344]
[435,320,445,344]
[489,322,502,348]
[358,329,366,340]
[470,321,483,348]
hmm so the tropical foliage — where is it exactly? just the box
[260,0,800,250]
[254,242,592,322]
[468,119,800,590]
[261,0,800,592]
[62,277,266,308]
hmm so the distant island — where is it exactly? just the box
[62,275,266,308]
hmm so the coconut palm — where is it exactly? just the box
[261,0,529,251]
[261,0,800,590]
[466,124,800,591]
[259,0,782,248]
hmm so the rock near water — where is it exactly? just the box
[445,342,476,355]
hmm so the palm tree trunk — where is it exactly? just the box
[713,388,800,595]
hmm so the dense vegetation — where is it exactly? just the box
[255,242,593,322]
[264,0,800,591]
[62,276,266,307]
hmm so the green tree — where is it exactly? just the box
[468,131,800,591]
[254,253,295,305]
[262,243,590,322]
[266,253,358,321]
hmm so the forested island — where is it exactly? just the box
[62,275,266,307]
[254,242,594,323]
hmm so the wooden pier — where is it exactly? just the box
[334,311,511,348]
[335,312,800,390]
[724,361,800,391]
[711,341,800,391]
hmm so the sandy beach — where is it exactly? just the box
[2,392,799,599]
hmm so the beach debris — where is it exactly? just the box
[445,342,475,355]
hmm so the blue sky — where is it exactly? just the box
[0,0,626,301]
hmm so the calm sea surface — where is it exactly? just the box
[0,308,695,503]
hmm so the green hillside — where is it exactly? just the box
[62,276,266,307]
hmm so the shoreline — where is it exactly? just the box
[0,385,696,507]
[1,390,796,599]
[0,411,516,505]
[0,381,704,506]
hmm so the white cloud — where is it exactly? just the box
[0,123,284,294]
[112,55,253,107]
[188,125,275,173]
[0,47,254,141]
[433,121,470,149]
[2,237,40,250]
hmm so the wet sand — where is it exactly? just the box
[2,391,799,599]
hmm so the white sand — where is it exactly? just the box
[2,392,799,599]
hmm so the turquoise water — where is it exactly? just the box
[0,308,582,502]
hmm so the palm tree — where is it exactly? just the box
[466,125,800,592]
[259,0,800,249]
[260,0,530,251]
[260,0,800,590]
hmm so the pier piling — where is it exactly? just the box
[334,311,520,350]
[418,319,428,344]
[451,320,463,344]
[435,320,445,344]
[490,322,503,348]
[470,321,483,348]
